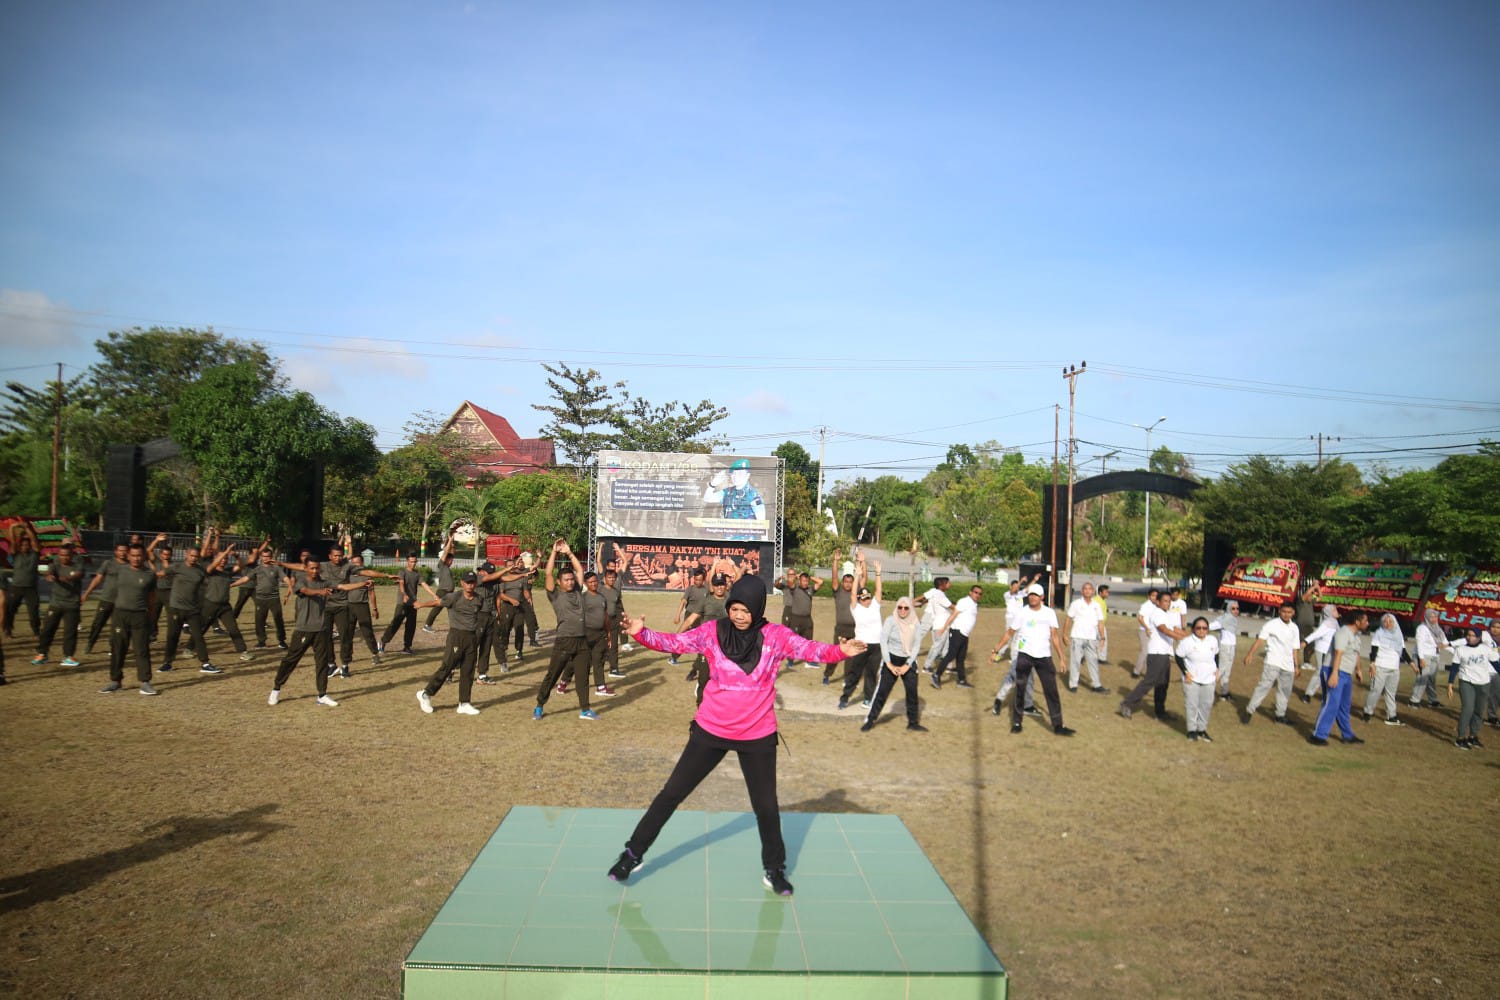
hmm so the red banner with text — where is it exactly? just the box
[599,538,771,591]
[1312,562,1431,621]
[1216,557,1303,607]
[1424,565,1500,629]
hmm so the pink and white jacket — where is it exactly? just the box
[635,623,847,741]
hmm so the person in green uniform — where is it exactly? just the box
[600,562,628,679]
[495,570,529,670]
[160,545,220,673]
[200,543,254,666]
[325,542,385,677]
[247,548,288,648]
[674,567,709,673]
[773,568,822,669]
[343,553,382,667]
[379,554,424,654]
[269,558,365,707]
[423,538,456,633]
[582,571,616,698]
[534,540,594,720]
[413,570,486,715]
[520,568,540,647]
[102,541,161,695]
[4,534,41,638]
[683,569,736,705]
[81,543,128,654]
[825,549,858,685]
[230,538,268,620]
[32,543,85,666]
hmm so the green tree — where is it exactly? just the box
[879,501,945,595]
[531,363,624,467]
[1152,508,1205,582]
[486,472,591,554]
[0,375,108,521]
[932,469,1039,575]
[1365,445,1500,561]
[609,395,728,454]
[1194,456,1365,566]
[440,482,509,564]
[773,441,819,490]
[170,362,376,538]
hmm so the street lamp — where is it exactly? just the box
[1135,416,1166,581]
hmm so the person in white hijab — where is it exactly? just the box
[1409,609,1449,709]
[1362,614,1407,725]
[1209,600,1241,702]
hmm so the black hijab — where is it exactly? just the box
[717,574,768,673]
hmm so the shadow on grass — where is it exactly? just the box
[0,803,287,916]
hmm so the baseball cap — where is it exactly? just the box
[461,571,478,584]
[711,573,728,586]
[857,588,872,600]
[730,458,750,471]
[480,561,496,573]
[1026,583,1045,596]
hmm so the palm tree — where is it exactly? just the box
[880,502,942,597]
[440,482,508,565]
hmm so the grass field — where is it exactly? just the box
[1,590,1496,999]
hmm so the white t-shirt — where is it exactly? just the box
[922,587,952,627]
[1176,633,1220,684]
[949,596,980,637]
[1005,590,1025,616]
[1258,618,1302,671]
[1169,598,1188,621]
[1145,605,1178,656]
[1415,625,1446,659]
[1452,642,1497,685]
[1067,597,1103,640]
[1136,599,1155,633]
[1011,604,1058,658]
[853,600,883,644]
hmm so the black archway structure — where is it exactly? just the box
[105,439,323,545]
[1042,471,1229,605]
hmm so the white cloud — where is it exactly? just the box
[739,389,790,414]
[0,289,83,349]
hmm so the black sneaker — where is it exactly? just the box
[1470,737,1485,749]
[1241,712,1252,725]
[1188,732,1200,742]
[859,721,874,733]
[930,675,941,689]
[607,848,643,882]
[1010,722,1023,734]
[476,674,497,685]
[1053,725,1075,737]
[158,663,173,672]
[1342,735,1365,745]
[1155,710,1176,722]
[990,698,1002,716]
[1307,735,1328,746]
[1199,731,1214,743]
[1023,707,1042,719]
[955,680,973,688]
[763,868,794,896]
[1455,738,1472,750]
[907,722,928,732]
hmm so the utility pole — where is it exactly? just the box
[51,361,62,517]
[1050,404,1060,606]
[815,426,828,513]
[1061,361,1086,606]
[1135,415,1167,582]
[1310,432,1340,469]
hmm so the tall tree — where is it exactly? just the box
[608,395,729,454]
[773,441,819,489]
[1194,456,1365,566]
[440,483,510,564]
[170,362,376,538]
[531,363,624,467]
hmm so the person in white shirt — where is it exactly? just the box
[1134,588,1160,678]
[994,598,1039,717]
[1119,591,1186,720]
[915,577,953,671]
[1240,603,1304,725]
[992,583,1074,736]
[1485,621,1500,725]
[1448,627,1496,749]
[1094,585,1111,662]
[1362,614,1407,725]
[1000,577,1027,660]
[1168,587,1188,623]
[839,560,884,710]
[932,584,984,688]
[1409,609,1449,709]
[1209,601,1241,701]
[1064,582,1107,692]
[1176,617,1220,741]
[1299,604,1341,702]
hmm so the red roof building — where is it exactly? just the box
[440,401,555,482]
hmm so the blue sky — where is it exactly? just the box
[2,0,1497,487]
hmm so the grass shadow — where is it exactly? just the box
[0,804,286,916]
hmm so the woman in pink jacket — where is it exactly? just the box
[607,574,864,896]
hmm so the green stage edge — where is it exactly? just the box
[403,806,1007,999]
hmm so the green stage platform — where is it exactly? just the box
[403,806,1006,998]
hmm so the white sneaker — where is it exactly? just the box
[456,702,480,715]
[268,689,280,705]
[417,690,433,714]
[316,694,339,707]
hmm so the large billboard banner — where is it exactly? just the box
[1313,562,1431,620]
[1216,557,1303,607]
[596,451,779,543]
[1424,565,1500,629]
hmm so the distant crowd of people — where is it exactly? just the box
[4,533,1498,750]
